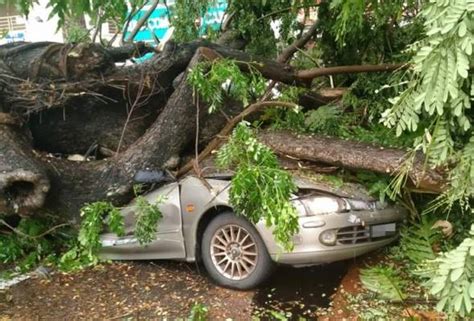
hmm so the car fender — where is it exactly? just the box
[179,176,234,261]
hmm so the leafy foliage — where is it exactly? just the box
[64,21,91,43]
[360,265,407,302]
[354,171,392,203]
[303,105,342,135]
[399,220,441,266]
[59,202,124,271]
[317,0,424,65]
[381,0,474,208]
[420,224,474,317]
[188,59,266,113]
[134,194,164,245]
[59,191,164,270]
[227,0,316,57]
[5,0,210,43]
[49,0,129,32]
[0,217,69,272]
[266,72,420,150]
[169,0,209,42]
[267,104,414,149]
[217,122,298,251]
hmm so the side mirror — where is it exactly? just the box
[133,170,174,184]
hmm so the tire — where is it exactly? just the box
[201,211,274,290]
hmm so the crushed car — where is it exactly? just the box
[100,170,406,289]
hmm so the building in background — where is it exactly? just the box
[0,3,26,43]
[0,0,63,44]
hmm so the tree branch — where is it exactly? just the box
[0,219,69,239]
[297,63,408,80]
[277,20,319,64]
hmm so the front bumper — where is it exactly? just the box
[255,206,406,266]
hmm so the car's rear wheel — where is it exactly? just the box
[201,212,274,290]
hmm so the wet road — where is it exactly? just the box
[252,262,348,319]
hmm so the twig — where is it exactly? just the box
[91,15,103,43]
[0,219,69,239]
[107,26,121,47]
[120,2,147,45]
[116,70,148,153]
[177,101,298,176]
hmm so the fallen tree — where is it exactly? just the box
[257,130,446,194]
[0,39,439,223]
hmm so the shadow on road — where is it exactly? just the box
[252,261,348,319]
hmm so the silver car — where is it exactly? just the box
[100,171,406,289]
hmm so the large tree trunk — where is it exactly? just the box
[26,47,243,222]
[0,121,50,216]
[258,130,446,193]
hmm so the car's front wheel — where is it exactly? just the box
[201,212,274,290]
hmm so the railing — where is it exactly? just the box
[0,15,26,34]
[107,20,118,35]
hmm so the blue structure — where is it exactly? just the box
[4,31,25,43]
[124,0,227,44]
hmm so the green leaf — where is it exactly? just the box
[431,281,446,295]
[458,22,467,37]
[451,268,464,282]
[454,293,464,312]
[134,195,165,245]
[464,286,472,313]
[360,266,406,302]
[436,296,448,311]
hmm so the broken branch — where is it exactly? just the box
[258,130,446,194]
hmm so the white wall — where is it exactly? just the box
[24,0,63,43]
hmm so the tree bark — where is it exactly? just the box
[276,20,319,64]
[0,42,116,81]
[297,63,407,80]
[258,130,446,193]
[30,47,244,222]
[0,122,50,216]
[298,88,347,109]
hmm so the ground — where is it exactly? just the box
[0,251,443,320]
[0,259,351,320]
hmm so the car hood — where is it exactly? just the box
[290,172,376,202]
[199,163,376,202]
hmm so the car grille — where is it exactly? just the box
[336,224,398,245]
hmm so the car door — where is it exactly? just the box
[100,182,186,260]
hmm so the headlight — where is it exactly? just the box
[298,196,347,216]
[320,230,337,246]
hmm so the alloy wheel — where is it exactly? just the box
[209,224,259,280]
